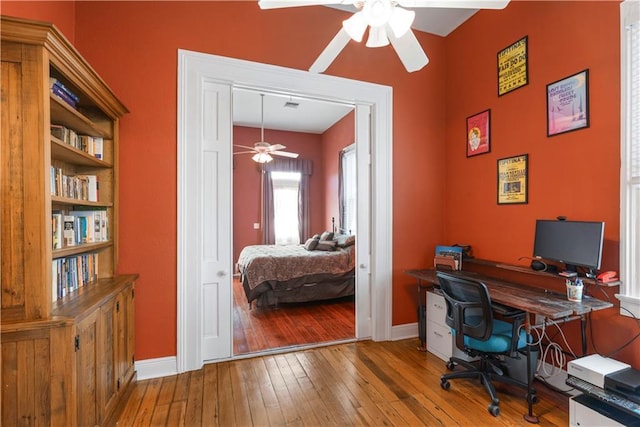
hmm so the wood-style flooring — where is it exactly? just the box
[233,277,355,355]
[116,339,569,426]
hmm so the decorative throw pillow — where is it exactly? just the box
[335,234,356,248]
[304,238,319,251]
[320,231,334,241]
[315,239,337,251]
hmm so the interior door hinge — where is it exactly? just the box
[74,335,80,352]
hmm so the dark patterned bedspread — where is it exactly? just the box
[237,244,355,291]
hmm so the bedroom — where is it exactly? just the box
[231,89,358,354]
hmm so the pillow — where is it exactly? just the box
[304,237,319,251]
[320,231,334,241]
[315,240,337,251]
[335,234,356,248]
[311,233,321,240]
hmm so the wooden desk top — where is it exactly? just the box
[405,269,613,320]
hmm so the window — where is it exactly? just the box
[271,171,301,245]
[618,0,640,317]
[340,144,357,235]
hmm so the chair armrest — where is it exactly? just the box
[492,302,525,318]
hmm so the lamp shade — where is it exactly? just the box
[366,26,389,48]
[252,152,273,163]
[388,7,415,38]
[343,11,367,42]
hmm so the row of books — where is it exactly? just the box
[52,209,109,249]
[50,77,79,109]
[51,253,98,301]
[50,168,99,202]
[51,124,104,160]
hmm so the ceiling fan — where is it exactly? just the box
[234,94,300,163]
[258,0,510,73]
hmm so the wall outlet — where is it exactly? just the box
[253,223,260,229]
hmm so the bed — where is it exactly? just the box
[237,238,355,308]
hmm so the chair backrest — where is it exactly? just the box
[437,272,494,349]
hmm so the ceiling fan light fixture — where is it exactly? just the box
[343,11,368,42]
[366,25,389,47]
[388,6,415,38]
[363,0,393,28]
[252,152,273,163]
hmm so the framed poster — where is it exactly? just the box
[497,154,528,205]
[466,109,491,157]
[498,36,528,96]
[546,69,590,137]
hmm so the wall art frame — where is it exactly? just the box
[498,36,529,96]
[466,109,491,157]
[546,69,590,137]
[497,154,528,205]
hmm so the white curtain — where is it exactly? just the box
[272,171,301,245]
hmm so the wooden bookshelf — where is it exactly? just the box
[1,15,137,426]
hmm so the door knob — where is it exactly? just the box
[217,270,227,277]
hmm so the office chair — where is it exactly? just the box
[437,271,535,417]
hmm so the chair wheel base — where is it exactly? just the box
[440,379,450,390]
[446,361,456,370]
[488,404,500,417]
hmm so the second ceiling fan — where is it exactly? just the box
[258,0,510,73]
[234,93,300,164]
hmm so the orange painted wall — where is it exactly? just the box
[232,126,325,263]
[1,1,75,43]
[321,111,355,231]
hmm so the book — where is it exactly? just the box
[49,77,79,102]
[52,211,63,249]
[434,245,463,270]
[51,84,77,108]
[63,215,76,247]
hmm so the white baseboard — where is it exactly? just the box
[391,322,419,341]
[135,356,177,380]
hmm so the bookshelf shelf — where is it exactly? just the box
[1,15,136,426]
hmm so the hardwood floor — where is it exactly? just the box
[117,339,569,426]
[233,277,355,355]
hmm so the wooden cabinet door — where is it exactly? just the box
[117,282,136,389]
[98,295,119,423]
[76,311,99,427]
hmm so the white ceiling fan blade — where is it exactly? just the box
[267,143,287,151]
[398,0,509,9]
[233,144,257,150]
[233,151,256,155]
[309,28,352,73]
[258,0,352,10]
[272,151,300,158]
[386,25,429,72]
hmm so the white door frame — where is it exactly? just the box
[177,50,393,372]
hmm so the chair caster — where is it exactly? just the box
[440,379,450,390]
[446,361,456,370]
[488,403,500,417]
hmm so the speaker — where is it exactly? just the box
[531,260,547,271]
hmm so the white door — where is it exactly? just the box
[355,104,371,338]
[178,63,233,370]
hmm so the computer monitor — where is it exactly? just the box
[533,219,605,276]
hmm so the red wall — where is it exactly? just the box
[321,111,355,231]
[4,1,634,367]
[232,126,325,263]
[1,1,75,43]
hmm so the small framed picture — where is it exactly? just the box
[498,36,529,96]
[466,109,491,157]
[546,69,590,137]
[497,154,528,205]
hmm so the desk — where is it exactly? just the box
[405,268,614,423]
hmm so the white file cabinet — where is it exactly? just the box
[426,290,453,361]
[570,395,626,426]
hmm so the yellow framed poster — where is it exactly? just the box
[497,154,528,204]
[498,36,528,96]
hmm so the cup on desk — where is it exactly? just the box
[566,279,583,302]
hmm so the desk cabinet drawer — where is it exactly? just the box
[427,321,452,362]
[426,291,447,324]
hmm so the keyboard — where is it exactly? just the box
[566,375,640,419]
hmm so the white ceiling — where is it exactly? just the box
[233,6,480,134]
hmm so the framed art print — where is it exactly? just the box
[546,69,590,137]
[498,36,528,96]
[497,154,528,204]
[466,109,491,157]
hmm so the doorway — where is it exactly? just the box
[177,50,393,373]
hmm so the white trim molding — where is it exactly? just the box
[615,294,640,318]
[135,356,178,381]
